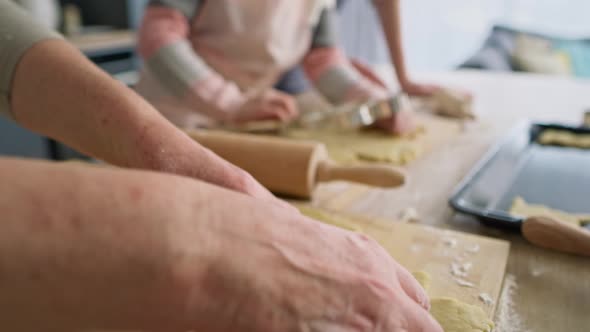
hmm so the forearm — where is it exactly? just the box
[10,39,250,192]
[304,8,389,104]
[374,0,410,85]
[0,158,211,331]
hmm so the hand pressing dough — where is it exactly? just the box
[510,197,590,226]
[538,129,590,149]
[300,207,495,332]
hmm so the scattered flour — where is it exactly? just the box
[465,243,481,253]
[478,293,494,306]
[399,207,420,223]
[443,237,458,248]
[454,277,475,288]
[494,274,530,332]
[451,261,473,278]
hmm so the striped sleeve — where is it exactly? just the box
[138,1,245,120]
[0,1,62,119]
[303,7,389,104]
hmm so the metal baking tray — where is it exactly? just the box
[450,121,590,229]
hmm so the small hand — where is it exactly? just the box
[373,108,417,135]
[231,89,299,124]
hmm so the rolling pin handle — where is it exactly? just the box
[523,216,590,257]
[316,161,405,188]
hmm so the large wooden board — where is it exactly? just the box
[298,206,510,319]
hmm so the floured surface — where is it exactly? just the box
[284,112,462,165]
[510,196,590,226]
[298,205,510,319]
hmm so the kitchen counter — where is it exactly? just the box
[310,70,590,331]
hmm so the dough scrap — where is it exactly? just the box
[429,89,475,120]
[538,129,590,149]
[285,128,424,165]
[430,298,494,332]
[414,272,493,332]
[510,197,590,226]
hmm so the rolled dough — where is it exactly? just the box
[538,129,590,149]
[510,197,590,226]
[285,128,424,165]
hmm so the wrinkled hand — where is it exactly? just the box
[230,89,299,124]
[169,193,442,332]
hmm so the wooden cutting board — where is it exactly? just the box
[298,206,510,319]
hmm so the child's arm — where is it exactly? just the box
[373,0,439,96]
[302,8,390,105]
[302,6,414,134]
[138,1,296,123]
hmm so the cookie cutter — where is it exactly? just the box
[298,93,413,130]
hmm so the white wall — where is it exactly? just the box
[338,0,590,72]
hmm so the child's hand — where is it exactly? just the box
[230,89,298,123]
[349,59,417,135]
[373,109,417,135]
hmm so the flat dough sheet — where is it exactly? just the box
[285,128,424,165]
[510,196,590,226]
[538,129,590,149]
[283,113,462,166]
[299,206,494,332]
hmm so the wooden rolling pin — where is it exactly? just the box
[187,130,405,198]
[523,216,590,257]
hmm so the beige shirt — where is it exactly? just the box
[0,0,61,118]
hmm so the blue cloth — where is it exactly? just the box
[555,40,590,78]
[274,66,312,95]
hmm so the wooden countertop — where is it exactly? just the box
[310,70,590,331]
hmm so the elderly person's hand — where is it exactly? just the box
[9,36,281,205]
[1,159,441,332]
[148,169,441,332]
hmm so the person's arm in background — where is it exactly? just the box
[373,0,440,97]
[138,0,297,123]
[0,158,441,332]
[1,1,276,202]
[302,6,415,134]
